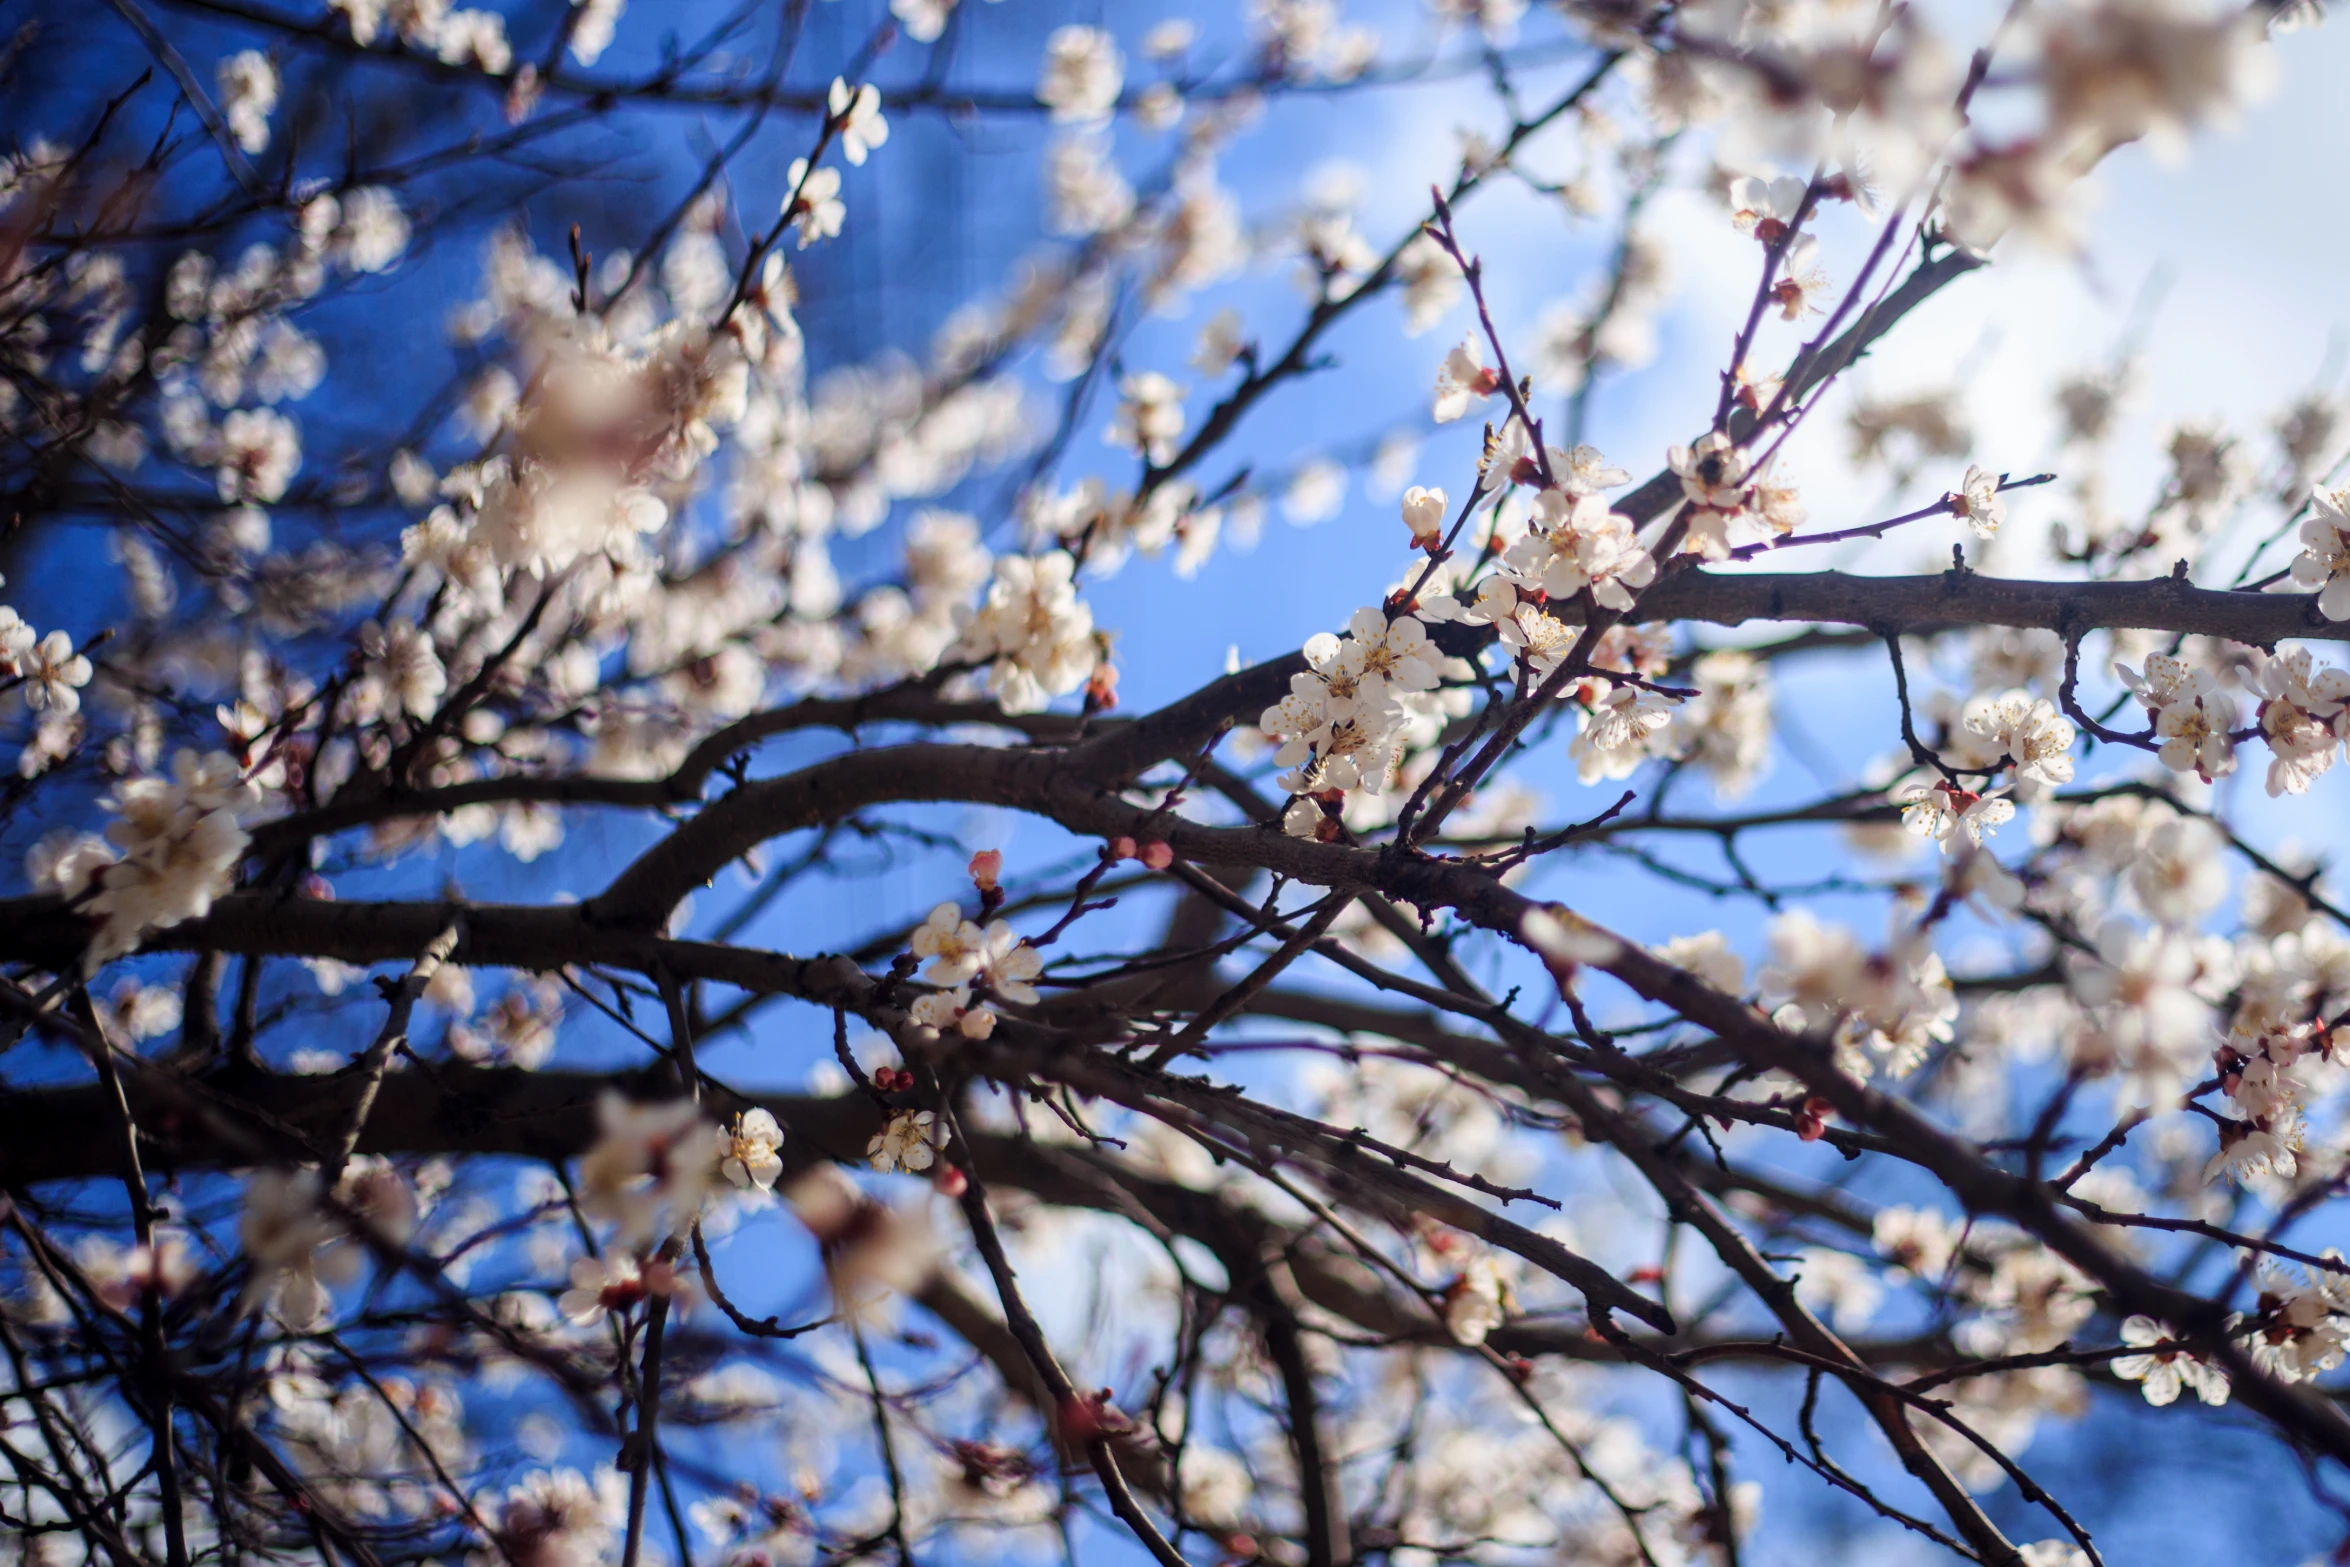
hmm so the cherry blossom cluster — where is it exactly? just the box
[2112,647,2350,797]
[23,750,256,965]
[1261,602,1453,839]
[908,897,1046,1041]
[1755,909,1958,1081]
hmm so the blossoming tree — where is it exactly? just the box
[3,0,2349,1564]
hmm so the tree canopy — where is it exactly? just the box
[3,1,2349,1565]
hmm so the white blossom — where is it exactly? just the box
[1952,464,2005,537]
[827,78,889,165]
[1962,690,2077,787]
[216,408,300,503]
[337,186,410,272]
[2033,0,2273,160]
[972,922,1044,1005]
[1504,490,1655,611]
[576,1093,723,1246]
[480,1470,614,1567]
[1047,134,1135,236]
[1432,334,1497,424]
[868,1109,937,1174]
[2244,1260,2350,1383]
[1569,684,1674,783]
[1108,371,1185,465]
[1899,779,2016,853]
[568,0,627,64]
[1760,911,1957,1078]
[1667,431,1759,559]
[913,903,985,984]
[217,51,278,155]
[19,630,92,715]
[2131,815,2227,927]
[1393,232,1463,334]
[1401,484,1448,548]
[1441,1256,1510,1346]
[2250,648,2348,797]
[893,0,957,42]
[1036,26,1122,123]
[359,618,447,720]
[558,1252,653,1325]
[1770,235,1833,320]
[912,985,998,1039]
[436,10,513,74]
[86,750,256,966]
[1653,930,1745,993]
[954,552,1098,714]
[721,1108,785,1192]
[786,160,845,247]
[236,1169,348,1326]
[1728,173,1807,240]
[2292,486,2350,620]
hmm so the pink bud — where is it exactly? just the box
[1108,836,1138,861]
[1058,1395,1105,1444]
[1139,841,1174,871]
[1056,1390,1130,1444]
[967,849,1002,890]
